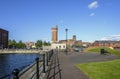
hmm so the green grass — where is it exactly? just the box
[76,59,120,79]
[87,47,120,56]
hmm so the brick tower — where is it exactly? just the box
[52,26,58,43]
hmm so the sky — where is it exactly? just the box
[0,0,120,43]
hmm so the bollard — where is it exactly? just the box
[101,49,104,54]
[12,69,19,79]
[35,57,39,79]
[46,52,49,66]
[48,50,53,61]
[49,51,51,62]
[43,54,45,73]
[48,51,50,62]
[51,49,53,58]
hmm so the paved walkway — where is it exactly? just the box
[59,52,89,79]
[47,52,119,79]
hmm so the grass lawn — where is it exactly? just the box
[86,47,120,56]
[76,59,120,79]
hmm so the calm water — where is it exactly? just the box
[0,53,40,78]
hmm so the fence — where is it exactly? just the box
[0,50,54,79]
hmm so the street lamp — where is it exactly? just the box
[65,28,68,55]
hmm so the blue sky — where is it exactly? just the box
[0,0,120,42]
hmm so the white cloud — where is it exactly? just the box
[90,13,95,16]
[101,37,109,40]
[110,35,120,37]
[100,34,120,41]
[88,1,99,9]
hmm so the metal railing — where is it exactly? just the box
[0,50,54,79]
[46,49,62,79]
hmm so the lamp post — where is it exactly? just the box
[65,28,68,55]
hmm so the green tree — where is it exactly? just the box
[8,40,12,47]
[9,39,26,49]
[43,41,51,46]
[12,40,16,45]
[36,40,42,47]
[47,41,51,46]
[8,39,17,48]
[16,40,26,48]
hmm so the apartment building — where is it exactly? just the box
[0,28,9,49]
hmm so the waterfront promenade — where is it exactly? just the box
[49,52,119,79]
[0,50,119,79]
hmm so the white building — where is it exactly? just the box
[51,43,66,50]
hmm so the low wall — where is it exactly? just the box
[0,49,49,54]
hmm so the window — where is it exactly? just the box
[59,46,61,49]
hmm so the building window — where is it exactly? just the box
[63,45,65,48]
[59,46,61,49]
[4,33,7,37]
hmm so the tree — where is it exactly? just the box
[43,41,51,46]
[8,40,12,48]
[16,40,26,48]
[36,40,42,48]
[12,40,16,45]
[8,39,17,48]
[8,39,26,49]
[47,41,51,46]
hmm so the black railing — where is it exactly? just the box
[0,50,54,79]
[46,49,62,79]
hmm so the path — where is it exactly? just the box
[47,52,119,79]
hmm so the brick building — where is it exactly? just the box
[25,42,36,49]
[51,26,84,50]
[0,28,9,49]
[93,40,120,48]
[59,35,82,47]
